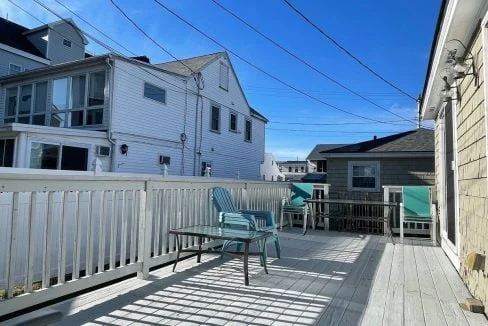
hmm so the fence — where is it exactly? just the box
[0,170,290,317]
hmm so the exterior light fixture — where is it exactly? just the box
[440,76,455,102]
[120,144,129,155]
[445,39,478,86]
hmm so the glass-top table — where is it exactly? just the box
[169,225,272,286]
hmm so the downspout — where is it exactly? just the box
[181,79,188,176]
[192,72,204,176]
[106,56,117,172]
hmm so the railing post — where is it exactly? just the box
[137,181,153,279]
[383,186,390,235]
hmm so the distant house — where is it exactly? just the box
[0,17,87,76]
[315,129,435,193]
[420,0,488,313]
[0,51,266,179]
[260,153,284,181]
[277,160,316,182]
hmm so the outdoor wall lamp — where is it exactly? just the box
[445,39,478,86]
[120,144,129,155]
[440,76,459,102]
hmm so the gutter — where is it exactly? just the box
[106,55,117,172]
[419,0,449,111]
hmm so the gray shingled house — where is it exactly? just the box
[312,128,435,194]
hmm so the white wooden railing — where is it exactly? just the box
[0,170,291,317]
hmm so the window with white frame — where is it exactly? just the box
[143,82,166,104]
[8,63,22,75]
[219,62,229,90]
[229,112,237,131]
[4,81,48,125]
[63,39,72,47]
[50,71,105,127]
[347,161,380,192]
[244,118,252,142]
[210,105,220,132]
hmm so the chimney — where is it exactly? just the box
[373,135,377,140]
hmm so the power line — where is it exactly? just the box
[52,0,137,56]
[267,128,401,134]
[269,120,415,126]
[209,0,415,124]
[282,0,418,102]
[108,0,197,75]
[149,0,408,126]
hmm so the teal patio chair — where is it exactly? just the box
[400,186,436,244]
[280,183,313,235]
[212,187,281,258]
[219,212,266,265]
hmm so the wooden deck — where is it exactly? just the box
[7,229,487,325]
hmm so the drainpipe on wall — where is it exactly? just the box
[192,72,204,176]
[106,56,117,172]
[181,79,188,176]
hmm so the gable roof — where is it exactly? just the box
[0,17,45,58]
[250,107,268,123]
[154,52,224,76]
[23,18,88,45]
[307,144,349,160]
[318,128,434,157]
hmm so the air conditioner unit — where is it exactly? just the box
[96,146,111,157]
[159,155,170,165]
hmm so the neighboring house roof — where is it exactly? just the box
[278,160,308,165]
[301,173,327,183]
[318,128,434,157]
[0,17,45,58]
[307,144,348,160]
[154,52,224,76]
[156,51,268,123]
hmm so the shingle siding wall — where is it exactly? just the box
[0,48,46,77]
[327,157,435,193]
[453,29,488,314]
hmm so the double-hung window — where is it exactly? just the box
[210,105,220,132]
[348,161,380,192]
[244,118,252,142]
[229,112,237,132]
[4,81,48,125]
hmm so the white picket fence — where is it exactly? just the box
[0,169,291,317]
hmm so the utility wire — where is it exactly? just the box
[108,0,197,75]
[52,0,137,56]
[20,0,412,133]
[282,0,418,102]
[267,128,400,134]
[269,120,415,126]
[209,0,414,124]
[150,0,407,126]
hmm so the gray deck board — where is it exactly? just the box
[4,229,486,326]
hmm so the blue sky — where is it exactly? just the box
[1,0,441,160]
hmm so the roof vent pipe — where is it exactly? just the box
[373,135,377,140]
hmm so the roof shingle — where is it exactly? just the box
[0,18,45,58]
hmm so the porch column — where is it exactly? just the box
[15,133,27,168]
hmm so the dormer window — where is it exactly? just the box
[219,62,229,91]
[63,39,72,48]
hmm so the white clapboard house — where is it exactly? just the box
[0,52,267,179]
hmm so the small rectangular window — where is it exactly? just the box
[19,85,32,114]
[8,63,22,75]
[63,39,72,47]
[348,161,380,192]
[219,62,229,90]
[245,119,252,142]
[6,87,18,117]
[211,105,220,132]
[229,112,237,131]
[144,82,166,104]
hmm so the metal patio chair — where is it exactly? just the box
[212,187,281,258]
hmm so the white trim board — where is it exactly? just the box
[0,43,50,65]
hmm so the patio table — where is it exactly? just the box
[169,225,272,286]
[304,198,397,244]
